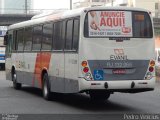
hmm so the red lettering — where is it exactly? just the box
[107,18,113,27]
[113,18,119,26]
[100,17,106,26]
[100,11,125,17]
[99,17,125,27]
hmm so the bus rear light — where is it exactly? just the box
[83,67,89,73]
[149,66,154,72]
[82,61,87,67]
[150,60,155,66]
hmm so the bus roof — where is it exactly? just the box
[8,6,150,30]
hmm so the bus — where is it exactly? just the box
[5,7,155,101]
[0,36,6,70]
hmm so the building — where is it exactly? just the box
[106,0,160,17]
[73,0,107,9]
[0,0,33,14]
[73,0,160,17]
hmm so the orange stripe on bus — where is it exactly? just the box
[33,52,51,88]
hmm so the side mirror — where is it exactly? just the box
[4,35,8,45]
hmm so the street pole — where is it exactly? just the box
[111,0,113,6]
[25,0,27,15]
[70,0,72,10]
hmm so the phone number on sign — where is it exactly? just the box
[90,32,121,36]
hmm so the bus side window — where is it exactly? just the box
[32,25,42,51]
[53,22,63,50]
[17,29,24,51]
[12,30,17,51]
[5,30,13,58]
[24,27,33,51]
[42,23,53,51]
[72,19,79,51]
[65,20,73,50]
[61,21,66,50]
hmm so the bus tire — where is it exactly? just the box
[12,71,21,90]
[89,91,110,102]
[42,73,51,100]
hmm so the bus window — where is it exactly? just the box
[61,21,66,50]
[24,27,33,51]
[12,30,17,51]
[72,19,79,51]
[42,23,53,51]
[65,20,73,50]
[32,25,42,51]
[132,12,153,38]
[53,22,63,50]
[17,29,24,51]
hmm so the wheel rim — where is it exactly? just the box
[44,80,48,97]
[13,73,16,85]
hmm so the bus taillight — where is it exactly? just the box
[149,67,154,72]
[82,61,87,67]
[83,67,89,73]
[150,60,155,67]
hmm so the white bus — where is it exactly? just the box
[0,36,6,70]
[0,45,5,70]
[5,7,155,101]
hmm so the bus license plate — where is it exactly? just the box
[113,69,126,74]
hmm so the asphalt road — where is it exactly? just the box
[0,71,160,119]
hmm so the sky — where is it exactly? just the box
[33,0,78,10]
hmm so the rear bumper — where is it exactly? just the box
[79,77,156,93]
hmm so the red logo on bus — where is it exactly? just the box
[114,49,124,56]
[122,27,131,33]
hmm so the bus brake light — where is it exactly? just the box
[83,67,89,73]
[149,67,154,72]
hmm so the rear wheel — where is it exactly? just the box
[89,91,110,101]
[12,70,21,90]
[42,73,51,100]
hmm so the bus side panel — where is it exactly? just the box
[23,53,37,87]
[64,53,79,93]
[49,53,65,93]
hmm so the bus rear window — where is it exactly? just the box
[84,11,153,38]
[132,12,153,38]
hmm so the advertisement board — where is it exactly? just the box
[88,11,133,37]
